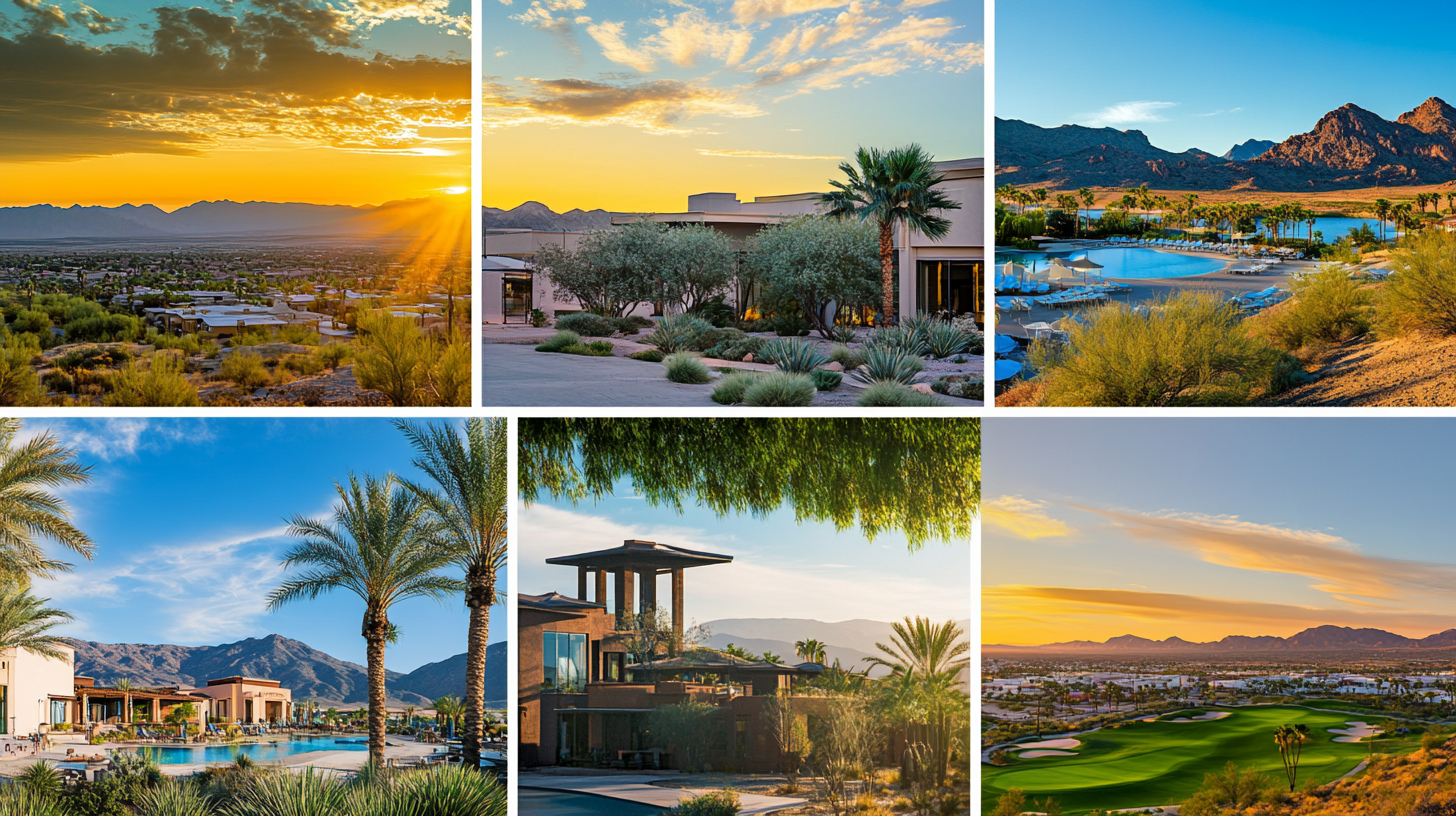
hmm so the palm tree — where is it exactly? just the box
[1274,723,1310,791]
[821,144,961,325]
[0,585,74,662]
[0,419,94,584]
[1447,192,1456,215]
[794,638,827,665]
[434,695,464,735]
[394,418,507,771]
[266,473,462,767]
[1374,198,1392,243]
[1077,187,1095,236]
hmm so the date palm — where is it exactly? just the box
[395,418,508,772]
[794,638,827,665]
[0,418,94,584]
[434,695,464,734]
[821,144,960,325]
[267,473,461,767]
[1374,198,1392,242]
[0,584,74,662]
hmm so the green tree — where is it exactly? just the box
[518,419,979,549]
[650,700,717,769]
[535,220,663,317]
[433,695,463,733]
[395,418,508,772]
[794,638,827,664]
[267,474,462,767]
[748,215,879,337]
[821,145,961,325]
[659,225,735,312]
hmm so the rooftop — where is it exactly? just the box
[545,539,733,571]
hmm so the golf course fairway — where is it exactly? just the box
[981,705,1420,815]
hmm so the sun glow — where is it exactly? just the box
[441,186,469,195]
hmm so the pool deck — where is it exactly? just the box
[521,774,807,815]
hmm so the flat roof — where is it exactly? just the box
[545,539,733,570]
[520,592,606,614]
[206,676,282,688]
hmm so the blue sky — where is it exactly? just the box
[23,418,500,673]
[520,477,971,625]
[997,0,1456,154]
[984,419,1456,645]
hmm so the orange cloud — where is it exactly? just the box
[983,496,1075,540]
[483,77,764,135]
[730,0,853,24]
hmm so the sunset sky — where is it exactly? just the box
[984,419,1456,647]
[483,0,982,213]
[0,0,470,209]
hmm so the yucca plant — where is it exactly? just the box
[646,314,713,353]
[663,353,711,384]
[899,312,937,338]
[0,784,63,816]
[830,325,858,344]
[17,761,61,799]
[136,777,211,816]
[222,767,345,816]
[864,326,929,357]
[923,322,969,359]
[849,346,924,386]
[758,339,828,374]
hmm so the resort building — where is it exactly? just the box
[72,676,215,729]
[190,676,294,724]
[0,644,75,736]
[482,157,984,325]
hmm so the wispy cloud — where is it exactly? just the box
[1196,107,1244,117]
[1079,100,1177,127]
[483,76,764,135]
[697,148,841,159]
[984,495,1075,540]
[730,0,853,24]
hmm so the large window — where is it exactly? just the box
[49,699,65,727]
[916,260,983,319]
[542,632,588,692]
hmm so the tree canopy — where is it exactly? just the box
[519,418,979,549]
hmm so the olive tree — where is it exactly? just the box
[659,225,735,312]
[535,220,664,317]
[748,216,878,338]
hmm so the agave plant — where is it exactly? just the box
[645,314,713,354]
[343,765,507,816]
[923,322,969,359]
[864,326,929,358]
[758,339,828,374]
[849,346,924,386]
[222,767,345,816]
[899,312,938,338]
[0,785,63,816]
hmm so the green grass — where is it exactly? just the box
[982,705,1419,815]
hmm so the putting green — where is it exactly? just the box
[982,706,1419,815]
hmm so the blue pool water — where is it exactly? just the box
[1066,248,1227,280]
[521,789,666,816]
[1080,210,1401,241]
[146,738,369,766]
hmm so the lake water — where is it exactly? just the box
[521,789,667,816]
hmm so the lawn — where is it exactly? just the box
[981,705,1420,815]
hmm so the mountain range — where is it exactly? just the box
[0,197,465,241]
[69,634,505,708]
[702,617,973,679]
[985,625,1456,654]
[482,201,627,232]
[996,96,1456,190]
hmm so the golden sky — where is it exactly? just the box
[0,0,470,208]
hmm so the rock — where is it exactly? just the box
[742,354,753,363]
[823,361,843,372]
[253,388,269,398]
[910,383,935,394]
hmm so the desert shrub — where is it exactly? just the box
[850,346,924,386]
[219,351,270,389]
[535,330,582,353]
[276,323,321,345]
[615,315,656,331]
[11,309,51,334]
[222,767,344,816]
[703,334,764,361]
[555,312,618,337]
[147,332,206,355]
[671,790,741,816]
[1378,230,1456,337]
[864,325,929,357]
[770,313,811,337]
[60,774,149,816]
[43,369,76,394]
[315,342,352,371]
[133,777,208,816]
[64,312,144,343]
[1255,265,1372,351]
[429,338,471,407]
[831,325,858,344]
[350,763,506,816]
[227,329,273,347]
[0,335,44,406]
[1179,762,1273,816]
[855,381,941,407]
[282,354,325,376]
[0,783,63,816]
[828,344,864,370]
[629,349,665,362]
[17,761,62,799]
[1030,293,1298,407]
[742,372,815,406]
[759,338,828,373]
[647,314,714,353]
[711,371,759,404]
[663,353,711,384]
[810,370,842,391]
[990,789,1026,816]
[105,352,202,407]
[923,321,970,358]
[1424,726,1449,751]
[931,376,984,401]
[56,345,131,371]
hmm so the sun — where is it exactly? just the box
[441,186,469,195]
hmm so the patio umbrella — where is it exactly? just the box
[993,334,1018,355]
[1068,257,1104,285]
[994,359,1023,382]
[1046,261,1079,281]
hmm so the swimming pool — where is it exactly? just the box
[1066,248,1228,280]
[146,738,369,766]
[521,789,667,816]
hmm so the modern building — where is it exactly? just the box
[482,158,984,325]
[190,676,294,724]
[0,645,75,736]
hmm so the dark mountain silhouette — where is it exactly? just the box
[997,98,1456,190]
[1224,139,1276,161]
[481,201,625,232]
[70,634,504,708]
[986,625,1456,653]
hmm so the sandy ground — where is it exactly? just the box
[1269,334,1456,406]
[1330,722,1383,743]
[1164,712,1231,722]
[1017,750,1078,759]
[1011,738,1081,751]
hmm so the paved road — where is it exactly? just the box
[483,343,723,407]
[521,775,805,815]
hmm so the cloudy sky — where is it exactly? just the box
[984,419,1456,646]
[19,418,499,673]
[0,0,469,208]
[483,0,982,212]
[519,477,971,626]
[998,0,1456,155]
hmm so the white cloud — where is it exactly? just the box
[697,148,841,159]
[1080,100,1178,127]
[730,0,852,24]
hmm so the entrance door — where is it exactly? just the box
[503,273,533,323]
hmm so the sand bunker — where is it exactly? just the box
[1011,738,1082,751]
[1330,721,1382,743]
[1165,712,1231,723]
[1018,750,1078,759]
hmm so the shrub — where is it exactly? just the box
[759,338,828,373]
[711,371,759,404]
[703,334,764,361]
[770,313,811,337]
[0,784,63,816]
[931,376,984,401]
[276,323,321,345]
[64,313,144,343]
[103,353,202,407]
[615,315,656,331]
[223,767,344,816]
[664,353,711,384]
[855,381,941,407]
[535,330,582,353]
[315,343,352,371]
[850,346,924,386]
[671,790,741,816]
[864,325,929,357]
[687,296,736,328]
[42,369,74,393]
[742,372,815,406]
[529,308,548,328]
[148,332,206,355]
[11,309,51,335]
[629,349,665,362]
[282,354,325,376]
[924,321,970,358]
[219,351,270,390]
[810,369,842,391]
[647,314,714,353]
[56,345,131,371]
[831,325,858,344]
[828,344,864,370]
[0,335,43,406]
[227,329,273,347]
[555,312,618,337]
[1030,292,1299,407]
[354,313,466,406]
[17,761,61,799]
[133,778,208,816]
[1255,265,1372,351]
[1378,230,1456,337]
[429,337,471,407]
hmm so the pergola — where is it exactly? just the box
[73,680,208,727]
[546,539,731,649]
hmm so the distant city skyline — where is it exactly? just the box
[998,0,1456,155]
[984,419,1456,646]
[483,0,982,212]
[0,0,469,208]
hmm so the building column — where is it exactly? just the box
[595,569,608,606]
[638,569,656,622]
[614,569,634,626]
[672,568,684,653]
[577,567,588,601]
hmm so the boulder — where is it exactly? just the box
[910,383,935,394]
[823,361,844,372]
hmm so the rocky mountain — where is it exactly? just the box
[986,625,1456,653]
[70,634,505,708]
[481,201,624,232]
[997,97,1456,190]
[1224,139,1276,161]
[704,617,972,679]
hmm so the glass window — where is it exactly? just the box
[916,260,983,318]
[543,632,588,692]
[50,700,65,726]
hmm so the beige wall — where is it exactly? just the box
[192,681,292,724]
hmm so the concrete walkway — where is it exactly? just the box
[521,774,806,815]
